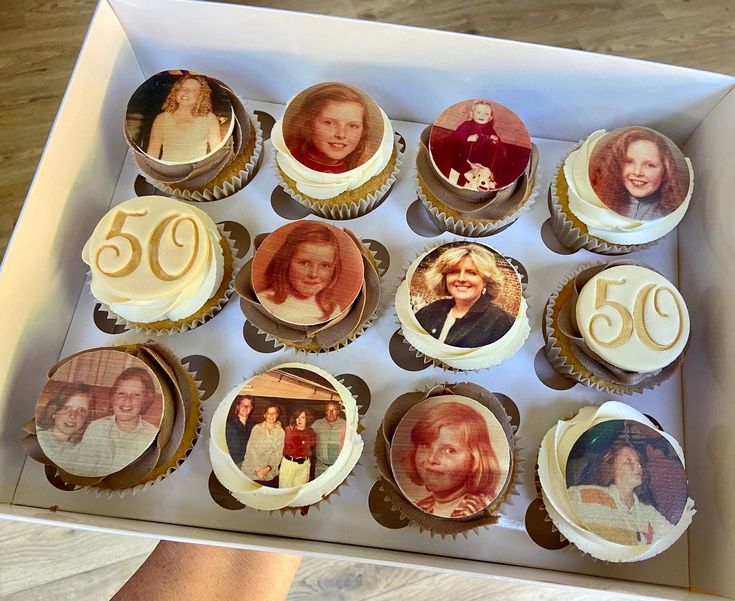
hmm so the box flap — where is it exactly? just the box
[108,0,733,143]
[0,1,142,503]
[681,86,735,599]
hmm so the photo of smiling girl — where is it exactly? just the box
[588,126,690,221]
[251,221,365,326]
[79,366,163,475]
[35,383,95,475]
[390,397,511,519]
[282,82,385,174]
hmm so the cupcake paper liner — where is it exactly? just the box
[548,150,659,255]
[150,106,264,202]
[373,382,521,537]
[97,224,244,336]
[416,142,540,237]
[543,263,683,395]
[275,137,403,220]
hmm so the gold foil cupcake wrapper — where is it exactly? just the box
[235,231,383,353]
[150,105,264,201]
[394,242,529,372]
[543,262,683,395]
[97,224,243,335]
[416,129,540,237]
[548,149,659,255]
[24,342,203,497]
[275,137,403,220]
[374,382,520,537]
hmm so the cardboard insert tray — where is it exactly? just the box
[1,1,734,598]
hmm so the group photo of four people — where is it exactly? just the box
[225,368,347,488]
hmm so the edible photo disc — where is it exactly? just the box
[281,82,385,174]
[126,70,235,165]
[428,99,531,192]
[251,221,364,327]
[35,350,164,478]
[409,242,522,349]
[389,394,510,520]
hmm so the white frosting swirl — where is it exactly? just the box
[395,248,529,370]
[272,104,394,200]
[82,196,224,323]
[537,401,695,562]
[563,130,694,245]
[209,363,363,511]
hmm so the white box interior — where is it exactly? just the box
[1,1,734,598]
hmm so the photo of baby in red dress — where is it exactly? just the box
[429,99,532,192]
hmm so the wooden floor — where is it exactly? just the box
[1,0,734,599]
[0,520,613,601]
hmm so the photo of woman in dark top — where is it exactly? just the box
[412,243,519,348]
[225,394,255,466]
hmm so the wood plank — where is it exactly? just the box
[2,555,150,601]
[286,556,425,600]
[287,556,622,601]
[0,521,155,597]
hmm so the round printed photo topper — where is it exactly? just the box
[565,419,688,546]
[282,82,385,174]
[588,126,690,221]
[225,366,347,486]
[251,221,364,326]
[409,242,521,348]
[389,395,511,520]
[126,70,235,165]
[428,99,532,192]
[35,350,164,478]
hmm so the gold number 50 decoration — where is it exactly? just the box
[95,209,200,281]
[589,278,684,351]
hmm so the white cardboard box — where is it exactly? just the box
[1,1,734,598]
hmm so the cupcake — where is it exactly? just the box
[21,341,200,492]
[375,381,516,535]
[271,82,401,219]
[125,70,262,201]
[537,401,695,561]
[544,262,689,394]
[235,220,381,352]
[82,195,237,334]
[395,241,529,370]
[209,363,363,511]
[549,126,693,254]
[416,98,539,237]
